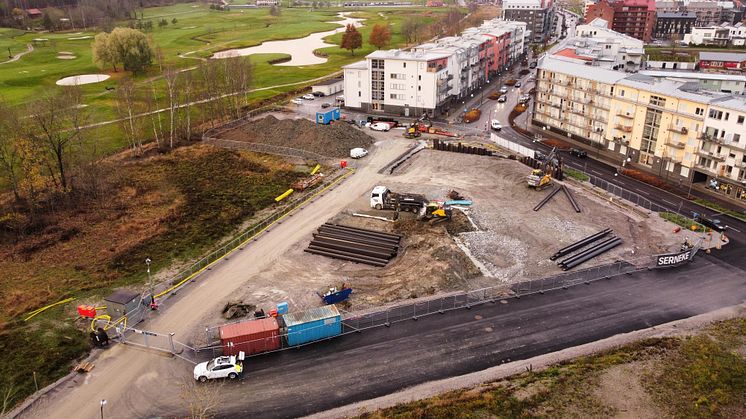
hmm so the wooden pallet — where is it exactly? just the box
[74,361,95,373]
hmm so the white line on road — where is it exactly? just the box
[590,170,605,176]
[662,199,676,206]
[638,190,651,196]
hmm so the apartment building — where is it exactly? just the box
[639,70,746,94]
[684,22,746,46]
[695,96,746,200]
[584,0,657,42]
[502,0,555,43]
[657,0,726,27]
[342,19,527,117]
[654,11,697,38]
[570,18,645,71]
[533,55,746,200]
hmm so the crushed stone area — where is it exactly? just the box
[217,115,374,158]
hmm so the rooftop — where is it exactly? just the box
[710,95,746,112]
[639,70,746,82]
[342,60,368,70]
[538,55,628,84]
[366,49,452,61]
[699,51,746,62]
[313,78,344,86]
[656,11,697,18]
[617,74,729,102]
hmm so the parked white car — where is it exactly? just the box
[302,94,315,100]
[291,98,303,105]
[499,86,509,94]
[491,120,502,131]
[369,122,391,132]
[194,353,244,382]
[350,147,368,159]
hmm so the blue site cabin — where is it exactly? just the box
[283,305,341,346]
[316,108,341,125]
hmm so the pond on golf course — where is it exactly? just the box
[211,12,365,66]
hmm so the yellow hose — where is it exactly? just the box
[274,189,294,202]
[23,297,75,321]
[310,164,321,175]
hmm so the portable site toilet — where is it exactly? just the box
[104,289,142,321]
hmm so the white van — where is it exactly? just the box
[350,148,368,159]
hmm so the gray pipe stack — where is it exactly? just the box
[551,228,623,271]
[305,223,401,267]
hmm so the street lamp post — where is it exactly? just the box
[100,400,107,419]
[146,257,153,298]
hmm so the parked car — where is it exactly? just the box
[321,102,332,108]
[350,147,368,159]
[302,94,315,100]
[369,122,392,131]
[291,98,303,105]
[194,354,244,382]
[529,62,537,69]
[515,81,522,87]
[519,94,530,103]
[497,95,507,103]
[491,120,502,131]
[569,148,588,158]
[312,91,325,97]
[499,86,509,94]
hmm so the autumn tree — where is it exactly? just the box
[341,24,362,56]
[369,24,391,50]
[115,77,143,155]
[0,101,22,202]
[92,32,117,71]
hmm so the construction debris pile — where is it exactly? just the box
[432,139,494,156]
[551,228,623,271]
[219,115,373,158]
[305,223,402,267]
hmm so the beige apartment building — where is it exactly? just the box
[534,55,746,201]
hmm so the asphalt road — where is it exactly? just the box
[206,255,746,419]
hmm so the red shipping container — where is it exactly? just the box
[219,317,281,356]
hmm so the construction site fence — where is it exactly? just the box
[584,173,670,214]
[147,167,351,302]
[193,258,652,360]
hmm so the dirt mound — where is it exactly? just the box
[221,115,374,158]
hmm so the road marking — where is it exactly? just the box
[638,190,651,196]
[661,199,676,206]
[590,170,605,176]
[726,225,742,233]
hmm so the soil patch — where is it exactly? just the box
[217,115,374,158]
[594,361,665,419]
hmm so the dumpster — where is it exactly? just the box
[282,305,341,346]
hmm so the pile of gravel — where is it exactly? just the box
[221,116,374,158]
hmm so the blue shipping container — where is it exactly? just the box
[283,305,341,346]
[316,108,341,125]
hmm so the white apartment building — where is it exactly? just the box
[342,19,528,117]
[696,96,746,199]
[684,22,746,46]
[639,70,746,94]
[557,18,645,71]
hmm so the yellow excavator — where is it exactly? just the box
[527,147,559,190]
[420,202,453,224]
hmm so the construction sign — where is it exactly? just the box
[655,249,693,268]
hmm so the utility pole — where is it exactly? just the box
[146,257,153,299]
[100,400,107,419]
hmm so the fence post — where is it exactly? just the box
[169,332,176,354]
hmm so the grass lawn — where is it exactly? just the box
[0,3,451,153]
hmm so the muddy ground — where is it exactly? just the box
[206,149,694,327]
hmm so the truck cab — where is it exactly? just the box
[370,186,390,210]
[370,186,427,212]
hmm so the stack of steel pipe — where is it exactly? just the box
[550,228,623,271]
[305,223,401,267]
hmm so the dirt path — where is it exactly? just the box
[26,135,412,419]
[0,43,33,65]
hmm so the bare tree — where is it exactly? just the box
[26,87,87,192]
[197,59,223,127]
[115,77,143,155]
[149,80,164,148]
[162,65,180,148]
[179,377,224,419]
[180,70,195,141]
[222,56,253,119]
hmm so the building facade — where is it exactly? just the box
[343,19,527,117]
[502,0,555,43]
[533,55,746,201]
[698,51,746,71]
[584,0,657,42]
[571,18,645,71]
[639,70,746,94]
[684,22,746,46]
[654,12,697,38]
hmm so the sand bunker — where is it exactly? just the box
[57,52,76,60]
[68,36,92,40]
[56,74,110,86]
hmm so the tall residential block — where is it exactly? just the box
[584,0,657,42]
[502,0,555,43]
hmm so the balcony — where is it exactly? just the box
[611,136,630,145]
[614,124,633,133]
[698,133,723,144]
[617,112,634,119]
[696,149,725,161]
[665,141,685,149]
[667,125,688,135]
